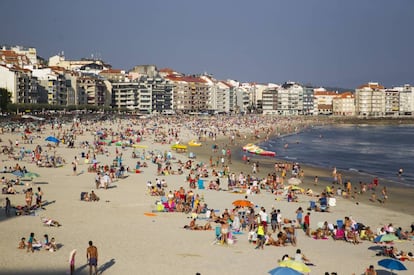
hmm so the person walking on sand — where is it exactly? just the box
[381,186,388,203]
[72,157,78,176]
[86,241,98,275]
[5,197,11,216]
[69,249,76,275]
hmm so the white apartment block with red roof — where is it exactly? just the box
[332,92,355,116]
[355,82,386,117]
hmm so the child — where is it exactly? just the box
[18,237,26,249]
[27,232,35,253]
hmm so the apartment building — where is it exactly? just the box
[78,75,110,107]
[1,45,37,65]
[332,92,355,116]
[394,84,414,116]
[0,65,38,104]
[261,87,278,115]
[384,89,400,116]
[313,89,337,115]
[355,82,385,117]
[166,75,209,113]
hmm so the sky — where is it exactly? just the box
[1,0,413,89]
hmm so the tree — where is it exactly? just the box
[0,88,11,112]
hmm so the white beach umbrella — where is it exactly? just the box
[288,177,302,185]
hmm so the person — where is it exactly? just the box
[303,212,311,237]
[220,221,229,244]
[18,237,26,249]
[90,191,99,202]
[27,232,35,253]
[70,249,77,275]
[296,207,303,227]
[270,208,278,233]
[86,240,98,275]
[25,188,33,208]
[381,186,388,203]
[364,264,377,275]
[294,249,310,264]
[5,197,11,216]
[255,224,265,249]
[42,234,50,249]
[72,158,78,176]
[36,187,43,208]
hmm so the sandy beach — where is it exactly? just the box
[0,115,413,275]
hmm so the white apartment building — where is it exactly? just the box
[332,92,355,116]
[384,89,399,116]
[313,88,337,115]
[355,82,385,117]
[394,85,414,116]
[32,68,68,106]
[1,45,37,66]
[262,82,303,115]
[48,54,109,73]
[261,87,278,115]
[0,65,38,104]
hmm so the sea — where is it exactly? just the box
[258,124,414,188]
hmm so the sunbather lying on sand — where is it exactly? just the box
[183,219,212,230]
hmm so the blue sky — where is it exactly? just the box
[1,0,413,88]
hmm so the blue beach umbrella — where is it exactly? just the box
[12,170,24,177]
[45,136,59,143]
[268,266,302,275]
[378,258,407,273]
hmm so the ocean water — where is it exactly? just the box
[259,124,414,187]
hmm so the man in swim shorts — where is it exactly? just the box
[86,240,98,275]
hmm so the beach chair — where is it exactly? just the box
[212,226,222,245]
[333,228,346,241]
[337,220,344,229]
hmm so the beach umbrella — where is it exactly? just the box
[374,233,398,243]
[23,172,40,179]
[132,144,148,149]
[288,177,302,185]
[232,199,254,208]
[268,266,302,275]
[45,136,59,143]
[284,185,304,192]
[378,258,407,273]
[12,170,24,177]
[279,260,311,273]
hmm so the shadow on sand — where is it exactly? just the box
[98,258,116,274]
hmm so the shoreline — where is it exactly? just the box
[185,118,414,216]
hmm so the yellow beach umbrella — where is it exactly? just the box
[132,144,148,149]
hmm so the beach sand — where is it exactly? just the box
[0,116,413,275]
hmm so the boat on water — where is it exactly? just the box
[188,140,202,147]
[242,143,276,157]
